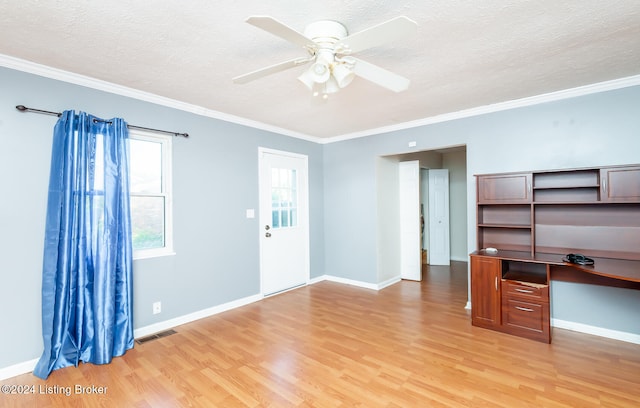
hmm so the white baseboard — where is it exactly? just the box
[134,293,263,339]
[318,274,401,290]
[0,358,39,381]
[552,318,640,345]
[316,275,380,290]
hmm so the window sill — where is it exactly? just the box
[133,250,176,261]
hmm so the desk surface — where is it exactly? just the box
[471,250,640,284]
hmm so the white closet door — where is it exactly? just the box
[399,161,421,281]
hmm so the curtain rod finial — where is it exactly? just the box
[16,105,27,111]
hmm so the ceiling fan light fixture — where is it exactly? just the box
[332,63,355,88]
[312,62,328,76]
[324,76,340,94]
[298,66,325,90]
[298,61,331,87]
[311,62,330,82]
[235,16,418,98]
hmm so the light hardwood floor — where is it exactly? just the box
[2,261,639,407]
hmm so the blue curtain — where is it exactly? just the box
[33,111,134,379]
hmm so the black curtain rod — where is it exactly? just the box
[15,105,189,138]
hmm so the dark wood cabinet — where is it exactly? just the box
[471,254,551,343]
[471,163,640,343]
[477,173,532,204]
[470,255,501,329]
[601,166,640,202]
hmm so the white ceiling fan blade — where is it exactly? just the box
[352,57,410,92]
[233,57,311,84]
[340,16,418,54]
[246,16,314,48]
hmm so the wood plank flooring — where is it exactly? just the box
[2,261,639,407]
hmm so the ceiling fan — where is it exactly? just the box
[232,15,418,99]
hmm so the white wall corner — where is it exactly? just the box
[308,275,327,285]
[377,276,402,290]
[322,275,381,290]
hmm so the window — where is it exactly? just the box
[128,130,173,259]
[270,168,298,229]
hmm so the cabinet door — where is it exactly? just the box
[601,166,640,202]
[470,256,501,328]
[477,173,532,204]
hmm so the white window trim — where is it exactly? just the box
[129,129,175,260]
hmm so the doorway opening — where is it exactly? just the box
[376,145,467,283]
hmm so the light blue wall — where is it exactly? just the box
[323,85,640,334]
[0,67,324,369]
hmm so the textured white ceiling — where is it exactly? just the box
[1,1,639,140]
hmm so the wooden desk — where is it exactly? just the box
[551,256,640,288]
[474,249,640,287]
[470,250,640,343]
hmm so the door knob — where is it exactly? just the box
[265,232,272,238]
[265,225,271,230]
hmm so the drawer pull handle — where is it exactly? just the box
[515,288,533,294]
[515,306,534,312]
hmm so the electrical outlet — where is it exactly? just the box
[152,301,161,315]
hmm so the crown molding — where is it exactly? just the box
[321,74,640,144]
[0,54,321,143]
[3,53,639,145]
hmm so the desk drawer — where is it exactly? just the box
[503,280,549,301]
[502,298,549,333]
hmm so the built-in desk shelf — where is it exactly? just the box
[478,223,531,229]
[533,169,600,189]
[472,164,640,343]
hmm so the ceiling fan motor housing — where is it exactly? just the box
[304,20,348,48]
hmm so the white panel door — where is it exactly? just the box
[428,169,450,265]
[259,148,309,295]
[399,161,421,281]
